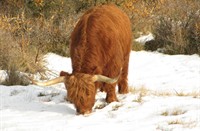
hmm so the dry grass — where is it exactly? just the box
[153,91,173,97]
[168,119,184,125]
[0,30,46,85]
[167,119,197,128]
[112,104,123,111]
[129,86,149,103]
[157,119,197,130]
[129,86,149,95]
[129,86,200,98]
[173,90,200,98]
[161,108,187,116]
[132,42,144,51]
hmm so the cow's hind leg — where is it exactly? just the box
[118,56,129,94]
[104,83,118,103]
[118,77,128,94]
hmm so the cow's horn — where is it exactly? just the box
[92,75,119,84]
[92,68,122,84]
[30,76,65,86]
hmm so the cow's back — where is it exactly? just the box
[70,4,132,77]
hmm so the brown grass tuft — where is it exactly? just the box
[161,108,186,116]
[129,86,149,103]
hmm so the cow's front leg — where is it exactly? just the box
[104,83,118,103]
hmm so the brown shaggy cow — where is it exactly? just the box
[32,4,132,115]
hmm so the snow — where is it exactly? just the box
[135,33,154,45]
[1,51,200,131]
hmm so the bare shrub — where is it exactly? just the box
[150,0,200,55]
[0,30,26,85]
[120,0,200,55]
[0,0,80,85]
[0,30,46,85]
[132,42,144,51]
[0,30,24,66]
[0,0,79,57]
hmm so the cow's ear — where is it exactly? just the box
[60,71,70,76]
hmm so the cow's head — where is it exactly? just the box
[30,72,118,115]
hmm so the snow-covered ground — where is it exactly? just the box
[135,33,154,45]
[1,51,200,131]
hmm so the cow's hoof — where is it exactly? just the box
[106,96,118,103]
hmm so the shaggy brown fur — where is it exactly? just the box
[63,72,96,114]
[61,4,132,114]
